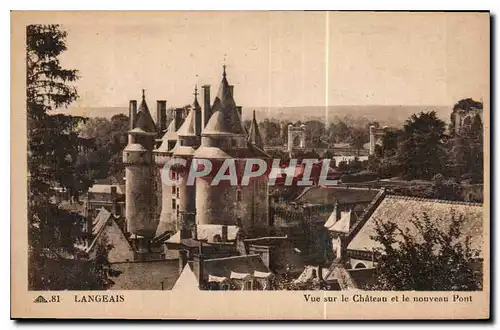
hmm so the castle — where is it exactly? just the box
[122,66,271,260]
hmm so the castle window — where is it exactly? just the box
[172,198,176,209]
[176,187,180,198]
[171,185,176,194]
[236,189,242,202]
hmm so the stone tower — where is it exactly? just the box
[123,90,158,251]
[193,66,270,237]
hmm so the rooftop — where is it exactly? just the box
[347,195,484,255]
[166,225,240,244]
[203,254,270,279]
[295,186,381,205]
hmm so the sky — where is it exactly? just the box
[53,11,489,109]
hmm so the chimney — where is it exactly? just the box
[174,108,184,131]
[110,186,118,215]
[202,85,211,129]
[222,225,228,243]
[156,100,167,133]
[129,100,137,130]
[334,202,341,221]
[236,106,242,118]
[194,107,202,137]
[229,85,234,97]
[179,249,188,275]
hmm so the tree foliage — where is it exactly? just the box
[369,212,482,291]
[27,24,114,290]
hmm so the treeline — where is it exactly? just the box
[243,117,376,150]
[367,104,483,184]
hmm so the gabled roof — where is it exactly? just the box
[203,67,246,136]
[173,264,200,291]
[247,110,264,149]
[327,210,358,233]
[347,195,484,255]
[134,91,157,133]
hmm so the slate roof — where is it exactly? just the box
[203,67,246,136]
[133,92,157,133]
[110,260,179,290]
[202,254,270,279]
[295,186,380,205]
[166,225,240,244]
[176,108,197,137]
[347,195,484,255]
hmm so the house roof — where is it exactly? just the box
[166,225,240,244]
[327,210,358,233]
[110,260,179,290]
[88,184,124,195]
[91,207,112,236]
[295,186,380,205]
[203,254,270,279]
[172,264,200,291]
[347,195,484,255]
[294,265,331,284]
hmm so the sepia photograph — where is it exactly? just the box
[11,10,490,319]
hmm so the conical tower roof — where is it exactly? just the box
[203,66,246,136]
[134,89,157,133]
[177,108,196,137]
[247,110,264,149]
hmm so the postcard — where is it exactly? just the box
[11,11,490,319]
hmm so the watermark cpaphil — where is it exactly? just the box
[160,158,340,187]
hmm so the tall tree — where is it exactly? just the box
[397,111,446,180]
[27,24,81,253]
[27,25,112,290]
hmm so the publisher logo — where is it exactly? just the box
[33,295,48,303]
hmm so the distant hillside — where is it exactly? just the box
[58,105,452,127]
